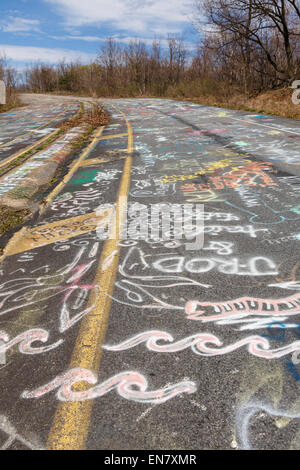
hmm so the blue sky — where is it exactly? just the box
[0,0,198,69]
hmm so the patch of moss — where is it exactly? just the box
[0,207,30,235]
[9,186,36,199]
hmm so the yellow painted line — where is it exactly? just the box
[4,210,113,256]
[43,126,104,206]
[79,158,108,167]
[78,158,110,167]
[78,155,125,167]
[0,103,73,151]
[0,128,59,170]
[96,133,128,140]
[2,227,27,262]
[0,120,103,263]
[0,101,84,171]
[47,103,133,450]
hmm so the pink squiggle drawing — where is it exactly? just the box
[103,330,217,353]
[185,294,300,322]
[21,368,196,403]
[103,330,300,359]
[0,328,63,355]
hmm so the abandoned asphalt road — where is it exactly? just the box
[0,94,80,166]
[0,96,300,450]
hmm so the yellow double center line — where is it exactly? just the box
[0,102,81,171]
[0,103,73,150]
[0,128,59,171]
[47,104,133,450]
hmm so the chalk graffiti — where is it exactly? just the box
[21,368,196,404]
[185,293,300,324]
[236,401,300,450]
[0,328,63,355]
[152,256,277,276]
[103,330,300,359]
[173,162,277,188]
[1,97,300,449]
[0,415,44,450]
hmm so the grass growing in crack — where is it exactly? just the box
[0,207,30,235]
[0,99,24,115]
[64,104,110,150]
[0,102,85,177]
[61,103,110,132]
[0,103,109,177]
[0,128,65,178]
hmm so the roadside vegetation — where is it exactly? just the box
[60,103,110,132]
[0,55,21,113]
[0,207,30,237]
[60,103,110,150]
[17,1,300,119]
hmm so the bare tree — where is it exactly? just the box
[195,0,300,85]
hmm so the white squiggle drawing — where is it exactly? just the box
[269,281,300,291]
[0,246,97,334]
[49,187,105,220]
[58,259,97,333]
[99,246,211,310]
[236,401,300,450]
[94,169,122,182]
[103,330,300,359]
[59,297,96,333]
[21,368,196,403]
[0,328,63,355]
[0,415,44,450]
[0,246,89,315]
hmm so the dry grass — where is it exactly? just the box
[60,104,110,151]
[0,92,22,114]
[92,84,300,121]
[243,88,300,120]
[183,87,300,120]
[60,104,110,131]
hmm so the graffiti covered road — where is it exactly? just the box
[0,94,80,168]
[1,98,300,450]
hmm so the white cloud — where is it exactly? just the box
[44,0,193,35]
[50,35,103,42]
[0,17,41,33]
[67,35,102,41]
[0,45,95,63]
[115,36,196,51]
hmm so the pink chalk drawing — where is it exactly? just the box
[0,328,63,355]
[185,293,300,322]
[21,368,197,403]
[103,330,300,359]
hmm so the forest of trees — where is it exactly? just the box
[14,1,300,101]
